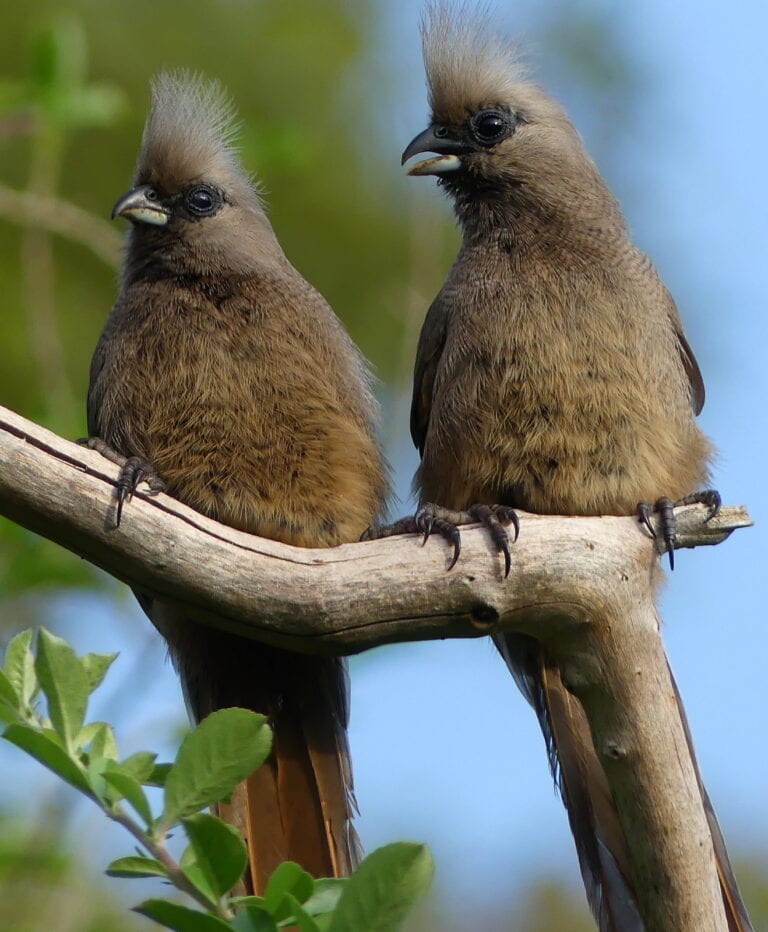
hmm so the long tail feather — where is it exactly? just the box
[149,599,358,893]
[495,632,752,930]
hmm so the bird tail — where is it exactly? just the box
[494,632,752,931]
[151,603,359,894]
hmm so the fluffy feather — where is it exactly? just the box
[422,2,528,122]
[136,70,261,204]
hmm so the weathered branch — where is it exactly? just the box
[0,404,753,932]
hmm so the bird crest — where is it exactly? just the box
[135,71,257,198]
[421,2,528,124]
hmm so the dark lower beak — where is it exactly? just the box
[401,125,472,174]
[111,185,170,226]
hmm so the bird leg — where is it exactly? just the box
[362,503,519,577]
[78,436,165,527]
[637,488,721,570]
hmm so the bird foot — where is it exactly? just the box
[637,489,721,570]
[362,502,519,576]
[78,437,165,526]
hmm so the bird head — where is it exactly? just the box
[113,72,279,275]
[402,4,616,232]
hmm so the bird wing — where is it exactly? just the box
[410,294,449,454]
[662,289,706,416]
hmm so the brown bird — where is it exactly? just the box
[396,5,751,930]
[86,73,390,892]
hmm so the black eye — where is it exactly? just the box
[470,109,511,146]
[184,184,221,217]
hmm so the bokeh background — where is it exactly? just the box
[1,1,766,929]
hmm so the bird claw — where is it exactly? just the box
[363,502,519,575]
[82,437,164,527]
[636,489,721,571]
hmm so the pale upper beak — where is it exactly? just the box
[111,185,170,226]
[401,125,472,176]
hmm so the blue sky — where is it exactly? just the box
[2,1,766,927]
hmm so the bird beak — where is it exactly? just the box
[401,125,471,176]
[111,185,170,226]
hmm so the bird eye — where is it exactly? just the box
[470,109,511,146]
[184,184,221,217]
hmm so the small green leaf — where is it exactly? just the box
[119,750,158,782]
[35,628,89,752]
[265,862,314,918]
[0,670,19,715]
[183,813,248,898]
[81,651,118,693]
[4,629,36,709]
[106,855,169,879]
[162,709,271,827]
[281,895,321,932]
[232,906,279,932]
[231,897,267,909]
[302,879,346,917]
[146,762,172,787]
[327,843,433,932]
[3,722,91,795]
[179,843,218,906]
[0,694,20,725]
[86,754,117,804]
[102,770,153,826]
[134,899,233,932]
[80,721,118,758]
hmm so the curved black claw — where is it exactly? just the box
[467,503,520,578]
[414,506,462,570]
[676,488,722,522]
[636,489,721,571]
[81,437,164,527]
[115,456,165,526]
[637,497,677,569]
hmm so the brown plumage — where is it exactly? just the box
[402,5,751,929]
[87,73,389,891]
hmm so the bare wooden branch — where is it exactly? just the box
[0,404,753,931]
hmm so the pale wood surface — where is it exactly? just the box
[0,404,753,931]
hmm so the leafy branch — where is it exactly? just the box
[0,628,433,932]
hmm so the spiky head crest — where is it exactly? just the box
[422,3,529,123]
[135,71,260,203]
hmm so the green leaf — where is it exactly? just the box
[106,855,169,879]
[265,862,314,918]
[34,628,89,752]
[120,750,158,783]
[179,843,218,907]
[86,754,117,804]
[80,721,118,759]
[102,770,153,826]
[281,895,321,932]
[0,694,20,725]
[134,900,233,932]
[162,709,271,827]
[302,879,346,917]
[230,898,266,909]
[232,906,279,932]
[183,813,248,899]
[81,651,118,693]
[4,628,36,709]
[0,670,19,720]
[327,843,433,932]
[146,762,172,787]
[3,722,91,795]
